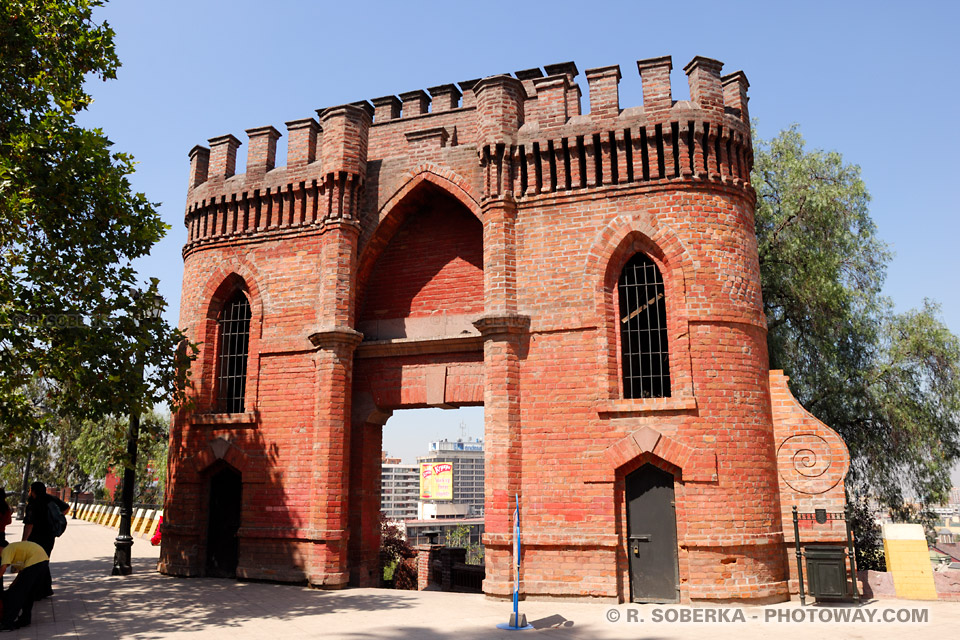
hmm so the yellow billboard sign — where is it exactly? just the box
[419,462,453,500]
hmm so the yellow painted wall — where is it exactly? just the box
[882,523,938,600]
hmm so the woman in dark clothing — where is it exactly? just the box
[21,481,68,600]
[21,481,69,558]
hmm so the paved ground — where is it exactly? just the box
[2,518,958,638]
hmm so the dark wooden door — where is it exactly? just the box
[206,467,242,578]
[626,464,679,602]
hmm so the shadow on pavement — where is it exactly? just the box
[51,555,418,637]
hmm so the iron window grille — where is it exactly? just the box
[217,291,251,413]
[618,253,671,398]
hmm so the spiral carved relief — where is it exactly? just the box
[776,433,846,495]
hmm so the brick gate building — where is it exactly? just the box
[161,55,851,602]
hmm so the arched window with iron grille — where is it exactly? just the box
[217,291,251,413]
[618,253,670,399]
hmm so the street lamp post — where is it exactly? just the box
[112,290,164,576]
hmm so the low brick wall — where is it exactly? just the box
[858,569,960,601]
[933,569,960,601]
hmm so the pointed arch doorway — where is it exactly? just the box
[349,173,487,588]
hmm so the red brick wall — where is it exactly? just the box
[165,54,848,603]
[359,191,482,322]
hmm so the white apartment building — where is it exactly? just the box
[381,462,419,521]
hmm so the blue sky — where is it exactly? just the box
[78,1,959,470]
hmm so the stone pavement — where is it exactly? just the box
[2,518,958,639]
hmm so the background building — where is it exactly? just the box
[417,438,484,517]
[381,459,419,521]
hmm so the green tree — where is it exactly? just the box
[0,377,90,503]
[447,524,484,565]
[74,410,169,502]
[753,126,960,526]
[0,0,194,443]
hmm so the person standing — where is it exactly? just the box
[21,481,68,600]
[21,481,69,558]
[0,540,50,630]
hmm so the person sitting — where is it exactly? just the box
[0,540,51,630]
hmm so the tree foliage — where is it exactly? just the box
[0,379,169,503]
[754,126,960,518]
[447,523,484,565]
[74,409,169,503]
[0,0,194,442]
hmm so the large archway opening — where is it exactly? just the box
[379,406,485,589]
[349,178,487,589]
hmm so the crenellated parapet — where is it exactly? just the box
[182,54,752,254]
[478,55,752,200]
[318,104,371,221]
[183,104,370,255]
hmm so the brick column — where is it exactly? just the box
[303,103,370,588]
[482,197,519,314]
[348,409,391,587]
[475,56,528,590]
[474,313,528,598]
[305,193,365,589]
[307,326,362,588]
[417,544,442,590]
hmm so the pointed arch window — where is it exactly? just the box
[618,253,670,399]
[217,291,251,413]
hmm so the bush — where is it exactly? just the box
[393,557,418,590]
[379,515,416,588]
[848,497,886,572]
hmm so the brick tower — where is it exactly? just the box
[163,55,851,602]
